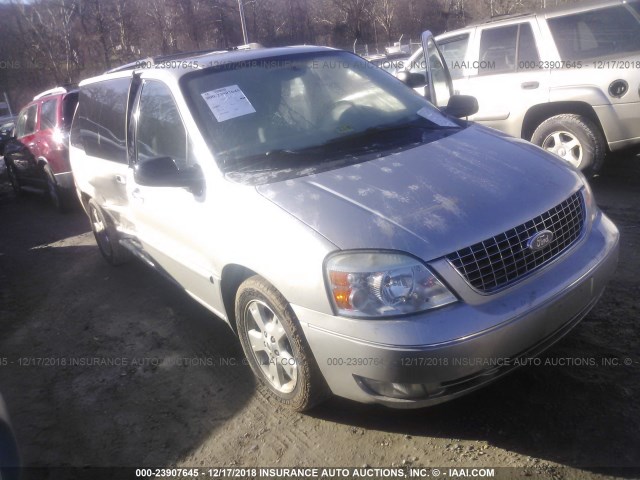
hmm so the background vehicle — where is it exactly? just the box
[0,120,15,157]
[400,0,640,175]
[0,101,13,124]
[3,86,79,211]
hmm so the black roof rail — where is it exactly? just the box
[479,12,533,24]
[103,43,264,75]
[32,84,79,101]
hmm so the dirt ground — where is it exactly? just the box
[0,152,638,480]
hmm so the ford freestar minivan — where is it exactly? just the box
[69,34,619,411]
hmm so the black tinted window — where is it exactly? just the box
[41,99,58,130]
[71,78,130,163]
[136,81,190,168]
[479,25,518,75]
[61,92,79,130]
[548,6,640,60]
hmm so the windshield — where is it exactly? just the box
[182,51,460,178]
[548,5,640,61]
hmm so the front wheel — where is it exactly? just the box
[531,114,606,176]
[235,276,330,411]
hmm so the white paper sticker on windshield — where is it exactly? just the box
[201,85,256,122]
[417,106,458,128]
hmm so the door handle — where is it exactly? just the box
[521,81,539,90]
[115,174,126,185]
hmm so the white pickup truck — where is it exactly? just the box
[399,0,640,175]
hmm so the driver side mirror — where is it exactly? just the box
[444,95,479,118]
[134,156,204,194]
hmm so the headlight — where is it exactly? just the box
[325,251,456,318]
[577,174,597,225]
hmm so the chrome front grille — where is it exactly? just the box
[446,190,585,293]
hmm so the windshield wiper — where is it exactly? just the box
[226,118,460,174]
[308,118,458,151]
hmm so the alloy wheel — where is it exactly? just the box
[542,131,583,168]
[243,299,298,394]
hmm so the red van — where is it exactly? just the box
[3,87,79,211]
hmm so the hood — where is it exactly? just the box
[257,125,584,261]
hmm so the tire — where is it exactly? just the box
[531,114,606,176]
[5,161,21,196]
[235,275,330,411]
[87,199,130,266]
[43,165,68,212]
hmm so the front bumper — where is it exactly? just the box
[295,211,619,408]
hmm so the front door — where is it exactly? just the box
[420,30,455,108]
[128,79,218,311]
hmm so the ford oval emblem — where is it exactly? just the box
[528,230,554,252]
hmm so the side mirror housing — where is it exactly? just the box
[396,71,427,89]
[444,95,479,118]
[134,156,204,193]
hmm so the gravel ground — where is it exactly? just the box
[0,153,638,480]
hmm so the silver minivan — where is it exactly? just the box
[70,34,619,411]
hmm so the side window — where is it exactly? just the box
[71,78,130,163]
[548,6,640,60]
[479,25,518,75]
[41,99,58,130]
[136,81,192,169]
[438,34,470,80]
[16,105,38,138]
[517,23,540,67]
[426,36,452,107]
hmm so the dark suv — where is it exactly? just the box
[3,87,79,210]
[0,120,15,156]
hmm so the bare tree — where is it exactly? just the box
[373,0,395,44]
[11,0,81,84]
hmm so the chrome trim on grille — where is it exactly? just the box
[446,190,586,293]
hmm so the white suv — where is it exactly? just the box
[401,0,640,175]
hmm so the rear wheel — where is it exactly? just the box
[235,276,330,411]
[531,114,606,176]
[44,165,67,212]
[87,199,130,266]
